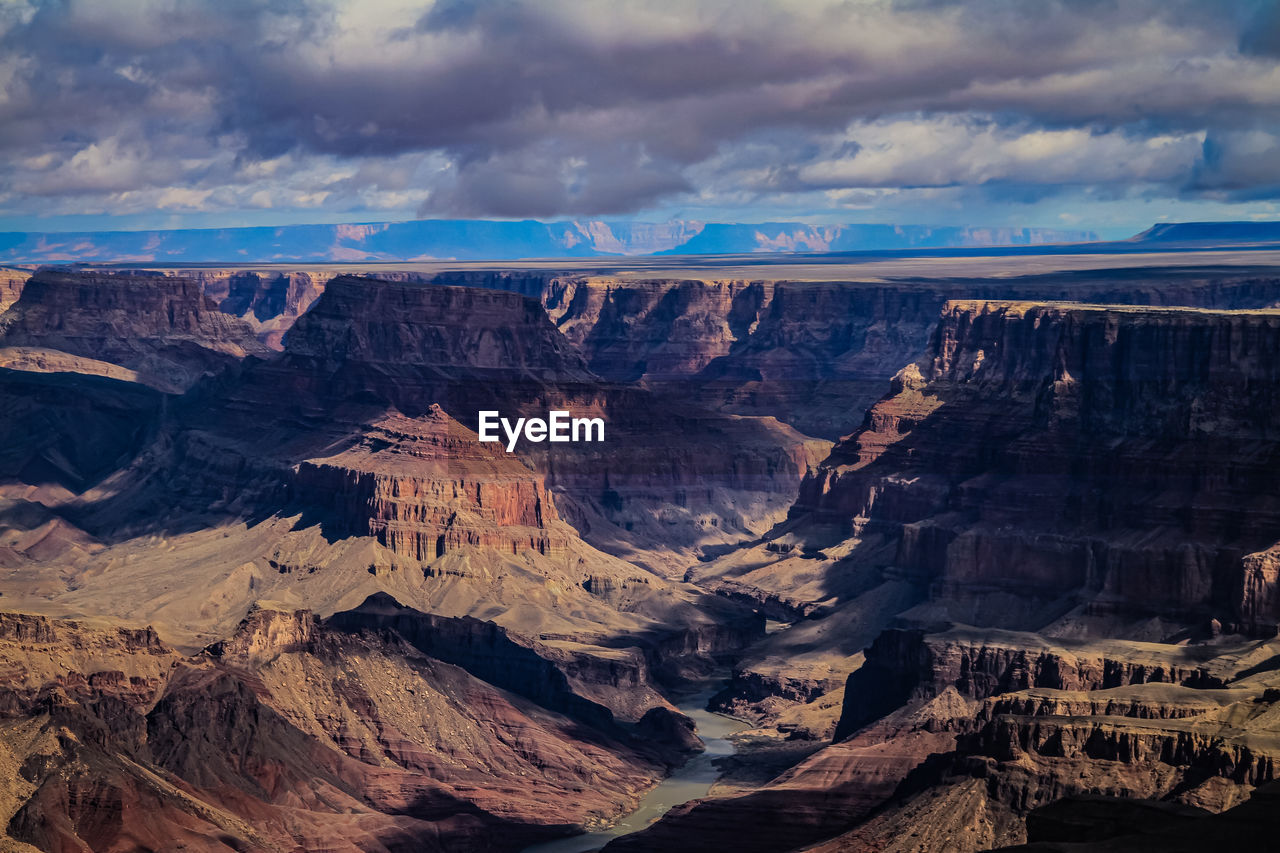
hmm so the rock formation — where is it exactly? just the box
[0,267,28,313]
[0,270,773,730]
[792,301,1280,631]
[190,269,329,348]
[176,274,827,576]
[0,601,681,852]
[294,408,567,560]
[613,297,1280,852]
[478,268,1280,439]
[130,264,1280,440]
[0,269,269,392]
[8,261,1280,852]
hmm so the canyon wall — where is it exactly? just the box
[0,269,269,392]
[183,266,1280,438]
[618,295,1280,852]
[793,301,1280,631]
[293,408,566,560]
[189,269,329,348]
[187,275,827,575]
[0,268,27,313]
[0,271,774,705]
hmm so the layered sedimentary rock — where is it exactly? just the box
[687,294,1280,736]
[616,298,1280,852]
[131,265,1280,440]
[117,263,1280,440]
[792,301,1280,631]
[0,268,27,313]
[611,629,1280,853]
[191,275,826,575]
[0,269,269,392]
[295,407,567,559]
[189,269,329,348]
[835,626,1234,740]
[280,275,593,388]
[14,262,1280,851]
[0,273,768,708]
[524,269,1280,438]
[0,603,675,852]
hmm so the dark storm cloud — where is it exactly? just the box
[1,0,1279,221]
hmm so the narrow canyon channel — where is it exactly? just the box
[520,683,749,853]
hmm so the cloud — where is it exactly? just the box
[0,0,1278,224]
[793,118,1205,190]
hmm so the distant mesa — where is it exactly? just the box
[1132,221,1280,245]
[0,219,1099,264]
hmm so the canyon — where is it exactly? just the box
[156,262,1280,439]
[2,250,1280,851]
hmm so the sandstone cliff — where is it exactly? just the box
[136,265,1280,441]
[294,407,567,560]
[0,268,28,314]
[0,275,769,719]
[178,275,826,576]
[0,269,269,393]
[608,630,1280,853]
[507,268,1280,439]
[791,301,1280,632]
[612,297,1280,852]
[190,268,329,348]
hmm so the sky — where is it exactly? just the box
[1,0,1279,238]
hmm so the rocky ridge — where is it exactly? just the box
[0,269,269,393]
[792,301,1280,631]
[0,599,693,852]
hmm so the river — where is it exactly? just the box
[519,684,748,853]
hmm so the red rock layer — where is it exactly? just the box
[295,407,566,559]
[835,627,1231,739]
[152,265,1280,438]
[284,274,592,378]
[537,270,1280,438]
[608,645,1280,853]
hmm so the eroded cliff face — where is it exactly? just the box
[183,275,826,577]
[609,628,1280,853]
[189,269,329,349]
[0,273,770,713]
[15,265,1280,852]
[294,408,566,560]
[835,626,1234,740]
[0,603,677,852]
[519,270,1280,439]
[0,268,28,314]
[0,269,269,392]
[153,265,1280,440]
[617,297,1280,852]
[281,275,593,386]
[791,301,1280,631]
